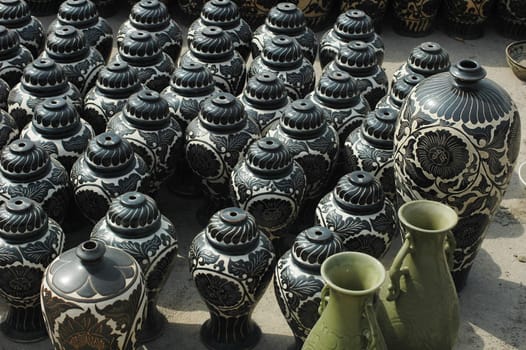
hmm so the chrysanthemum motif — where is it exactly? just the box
[0,265,41,298]
[416,130,469,179]
[194,273,243,307]
[186,143,222,179]
[248,198,294,229]
[56,310,116,350]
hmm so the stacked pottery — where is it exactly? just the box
[315,171,397,258]
[188,0,252,61]
[117,0,183,62]
[442,0,496,39]
[91,191,178,342]
[496,0,526,39]
[185,92,260,213]
[376,73,423,114]
[249,35,315,101]
[41,240,147,350]
[340,0,389,30]
[113,30,174,93]
[320,9,384,68]
[273,226,344,350]
[107,89,183,194]
[392,41,450,86]
[20,98,94,172]
[323,40,388,109]
[240,72,290,135]
[230,137,306,241]
[0,0,44,58]
[83,60,142,134]
[252,2,318,64]
[343,107,398,200]
[394,59,521,290]
[70,132,149,223]
[8,57,82,129]
[0,109,17,148]
[189,207,276,350]
[41,25,104,96]
[0,25,32,88]
[179,26,246,96]
[0,77,7,109]
[0,139,70,223]
[0,197,64,343]
[390,0,442,36]
[48,0,113,62]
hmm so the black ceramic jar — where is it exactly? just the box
[376,73,423,114]
[340,0,389,30]
[0,25,32,88]
[0,109,18,148]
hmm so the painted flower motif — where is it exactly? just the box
[297,299,321,332]
[186,143,222,179]
[75,189,109,223]
[416,130,469,179]
[194,274,242,307]
[0,265,41,298]
[453,213,489,249]
[248,198,294,229]
[56,309,116,350]
[345,234,387,259]
[298,154,330,185]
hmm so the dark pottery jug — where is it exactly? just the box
[252,2,318,64]
[442,0,496,39]
[41,25,104,96]
[0,197,64,342]
[0,109,18,149]
[320,9,384,68]
[107,89,183,194]
[188,0,252,61]
[83,60,142,134]
[249,35,315,101]
[179,26,246,96]
[376,73,423,114]
[496,0,526,39]
[91,191,178,343]
[273,226,344,350]
[391,0,443,36]
[0,0,44,58]
[41,240,147,350]
[0,139,70,224]
[189,207,277,350]
[340,0,390,30]
[315,171,397,258]
[8,57,82,130]
[118,0,183,62]
[394,59,521,290]
[0,25,32,88]
[70,132,149,223]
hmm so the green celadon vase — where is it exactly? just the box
[377,200,460,350]
[302,251,387,350]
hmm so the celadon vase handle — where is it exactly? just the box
[364,298,387,350]
[318,285,330,315]
[387,233,412,301]
[444,230,457,270]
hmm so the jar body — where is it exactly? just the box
[0,110,18,149]
[496,0,526,39]
[83,88,136,135]
[0,46,33,88]
[391,0,442,36]
[3,17,45,58]
[442,0,496,39]
[320,30,384,68]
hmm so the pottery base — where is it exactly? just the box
[0,306,47,343]
[453,265,473,292]
[391,19,435,37]
[138,306,167,344]
[497,17,526,40]
[200,319,261,350]
[444,20,486,40]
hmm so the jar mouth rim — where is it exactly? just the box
[398,200,458,234]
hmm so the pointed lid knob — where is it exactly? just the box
[57,0,99,27]
[243,72,288,109]
[333,171,385,214]
[390,73,423,108]
[123,89,170,128]
[337,41,377,73]
[265,2,305,35]
[119,30,162,64]
[96,60,141,96]
[0,0,31,27]
[0,24,20,58]
[198,92,246,131]
[245,137,292,175]
[130,0,170,30]
[190,26,233,61]
[45,25,89,61]
[21,57,69,94]
[201,0,241,28]
[205,207,259,253]
[406,42,450,76]
[360,107,397,149]
[169,61,216,96]
[0,197,49,242]
[334,9,374,41]
[262,35,302,69]
[85,132,135,173]
[315,69,359,106]
[33,97,81,137]
[291,226,344,271]
[280,99,326,137]
[0,139,50,180]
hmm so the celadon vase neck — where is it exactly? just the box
[302,252,386,350]
[377,200,460,350]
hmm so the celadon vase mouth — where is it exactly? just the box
[321,251,386,296]
[398,200,458,233]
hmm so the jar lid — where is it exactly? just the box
[201,0,240,28]
[262,35,302,69]
[118,30,162,64]
[407,42,450,76]
[265,2,305,35]
[169,61,216,96]
[280,99,326,138]
[315,69,359,106]
[334,9,374,41]
[245,137,292,175]
[390,73,423,108]
[123,89,171,128]
[0,24,20,57]
[205,207,259,253]
[96,60,141,96]
[336,41,377,73]
[361,107,397,149]
[57,0,98,27]
[333,171,385,214]
[47,240,140,300]
[106,191,162,237]
[0,197,49,242]
[33,97,81,137]
[21,57,69,94]
[190,26,233,61]
[0,0,31,27]
[45,25,89,61]
[291,226,344,271]
[85,132,135,173]
[0,139,50,180]
[198,92,246,131]
[130,0,170,30]
[242,71,288,108]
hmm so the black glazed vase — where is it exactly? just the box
[240,71,290,135]
[394,59,522,290]
[113,30,175,93]
[340,0,390,30]
[83,60,142,134]
[0,25,32,88]
[41,240,147,350]
[0,139,70,224]
[390,0,443,36]
[7,57,82,130]
[188,0,252,61]
[376,73,423,114]
[252,2,318,64]
[48,0,113,62]
[20,98,94,172]
[70,132,149,223]
[273,226,344,350]
[107,89,183,194]
[249,35,315,101]
[118,0,183,62]
[320,9,384,68]
[496,0,526,39]
[179,26,246,96]
[0,197,64,343]
[0,0,44,58]
[0,109,18,149]
[188,207,277,350]
[41,25,105,96]
[442,0,496,39]
[91,191,178,343]
[315,171,397,258]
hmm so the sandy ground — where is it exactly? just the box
[0,6,525,350]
